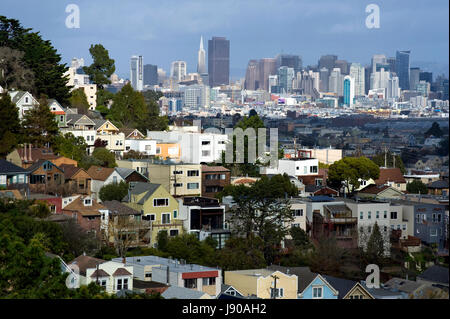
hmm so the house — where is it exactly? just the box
[178,196,230,249]
[26,159,64,194]
[304,185,338,197]
[86,166,117,201]
[115,167,149,183]
[68,255,133,294]
[61,195,105,236]
[383,277,432,298]
[218,284,244,299]
[120,128,157,156]
[298,274,339,299]
[122,182,183,246]
[224,269,298,299]
[261,158,322,186]
[115,256,222,298]
[201,165,231,198]
[28,193,63,214]
[322,275,374,299]
[99,200,152,247]
[0,159,29,190]
[155,143,182,161]
[93,119,125,155]
[417,265,449,288]
[132,279,168,295]
[427,180,449,197]
[48,99,67,128]
[8,90,39,120]
[60,164,92,195]
[287,199,309,235]
[357,184,404,200]
[61,114,97,154]
[360,281,405,299]
[404,170,441,185]
[375,168,407,192]
[267,265,317,298]
[7,145,58,168]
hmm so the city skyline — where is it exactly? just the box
[0,0,448,80]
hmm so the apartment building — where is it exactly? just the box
[262,158,321,186]
[201,165,231,198]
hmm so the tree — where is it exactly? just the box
[59,219,99,259]
[437,136,449,156]
[69,88,90,114]
[93,138,108,149]
[95,88,114,115]
[364,222,385,266]
[372,151,406,174]
[53,133,87,162]
[216,236,266,270]
[328,157,380,194]
[108,83,148,128]
[142,90,168,132]
[92,147,116,168]
[406,180,429,194]
[0,16,71,104]
[289,226,311,248]
[0,47,35,92]
[425,122,443,138]
[83,44,115,89]
[99,181,128,202]
[309,235,347,276]
[78,154,103,170]
[0,92,22,157]
[21,95,59,148]
[156,230,169,251]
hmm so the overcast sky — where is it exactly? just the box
[2,0,449,79]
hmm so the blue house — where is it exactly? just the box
[413,203,447,249]
[298,274,339,299]
[0,159,29,189]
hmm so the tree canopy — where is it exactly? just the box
[99,181,129,202]
[425,122,443,138]
[0,92,21,157]
[69,87,90,115]
[406,180,429,194]
[83,44,115,89]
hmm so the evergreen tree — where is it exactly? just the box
[53,133,87,162]
[83,44,115,89]
[365,222,385,265]
[99,181,128,202]
[91,147,117,168]
[69,87,90,114]
[0,92,22,157]
[425,122,443,138]
[156,230,169,252]
[108,83,148,128]
[406,180,429,194]
[21,95,59,148]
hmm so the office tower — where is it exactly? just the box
[208,36,230,87]
[276,54,302,74]
[182,84,210,109]
[349,63,365,96]
[364,65,371,93]
[144,64,158,86]
[343,76,355,106]
[328,68,343,96]
[268,75,278,93]
[130,55,143,91]
[318,55,337,72]
[157,68,166,85]
[197,36,207,74]
[244,60,259,90]
[301,71,320,98]
[409,67,421,91]
[319,67,329,92]
[277,66,295,93]
[387,76,400,99]
[370,67,391,91]
[171,61,187,82]
[371,54,387,73]
[335,60,349,75]
[387,57,396,74]
[416,80,430,97]
[258,58,277,92]
[419,72,433,84]
[396,50,411,90]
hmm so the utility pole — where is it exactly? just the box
[271,274,279,299]
[393,154,396,169]
[384,146,387,168]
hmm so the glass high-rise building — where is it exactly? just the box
[171,61,187,82]
[130,55,143,91]
[343,75,354,106]
[276,54,302,74]
[277,66,295,93]
[144,64,158,86]
[419,71,433,84]
[197,36,207,75]
[318,55,337,72]
[208,37,230,87]
[409,67,421,91]
[349,63,365,96]
[396,50,411,90]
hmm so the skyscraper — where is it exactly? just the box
[276,54,302,74]
[419,72,433,84]
[387,57,396,74]
[244,60,259,90]
[171,61,187,82]
[319,67,330,92]
[208,36,230,87]
[130,55,143,91]
[197,36,207,75]
[349,63,365,96]
[396,50,411,90]
[318,55,337,72]
[335,60,349,75]
[343,76,355,106]
[258,58,277,92]
[277,66,295,93]
[409,67,421,91]
[328,68,343,96]
[144,64,158,86]
[371,54,387,73]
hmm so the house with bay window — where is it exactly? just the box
[0,159,29,190]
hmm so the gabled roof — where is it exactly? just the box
[102,200,140,216]
[201,165,230,173]
[90,269,110,278]
[68,255,105,276]
[376,168,406,185]
[119,128,145,139]
[417,266,449,285]
[115,167,148,181]
[268,265,317,293]
[112,268,132,277]
[26,159,64,174]
[358,184,403,195]
[16,147,58,162]
[322,275,373,299]
[161,286,210,299]
[298,274,339,298]
[427,180,449,189]
[122,182,162,204]
[87,166,115,181]
[384,277,425,294]
[9,90,38,105]
[63,196,105,214]
[0,159,28,174]
[60,164,85,180]
[66,114,95,126]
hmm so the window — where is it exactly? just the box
[117,278,123,290]
[384,226,387,232]
[430,229,437,236]
[270,288,284,298]
[173,210,178,218]
[368,226,372,233]
[202,277,216,286]
[376,211,380,219]
[201,141,211,145]
[402,224,406,231]
[169,229,179,237]
[390,211,397,219]
[153,198,169,207]
[315,179,323,186]
[148,214,155,221]
[173,170,183,175]
[145,273,152,279]
[184,278,197,289]
[60,115,64,122]
[113,176,118,184]
[162,213,171,224]
[432,214,436,222]
[156,147,161,154]
[187,183,199,189]
[360,212,363,220]
[416,214,420,223]
[84,199,91,205]
[293,209,303,217]
[397,225,400,230]
[123,278,128,290]
[310,166,318,174]
[312,287,323,299]
[187,170,199,176]
[173,183,183,187]
[384,211,387,219]
[438,214,442,222]
[368,211,371,219]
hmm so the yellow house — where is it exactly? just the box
[224,269,298,299]
[123,182,184,246]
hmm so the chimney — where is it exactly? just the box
[122,256,126,264]
[23,143,28,162]
[29,143,32,162]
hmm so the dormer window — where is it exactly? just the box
[84,199,92,206]
[25,97,29,103]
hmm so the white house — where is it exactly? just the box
[262,158,319,179]
[7,90,39,120]
[62,114,97,154]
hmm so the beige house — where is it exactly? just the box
[224,269,298,299]
[286,199,308,237]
